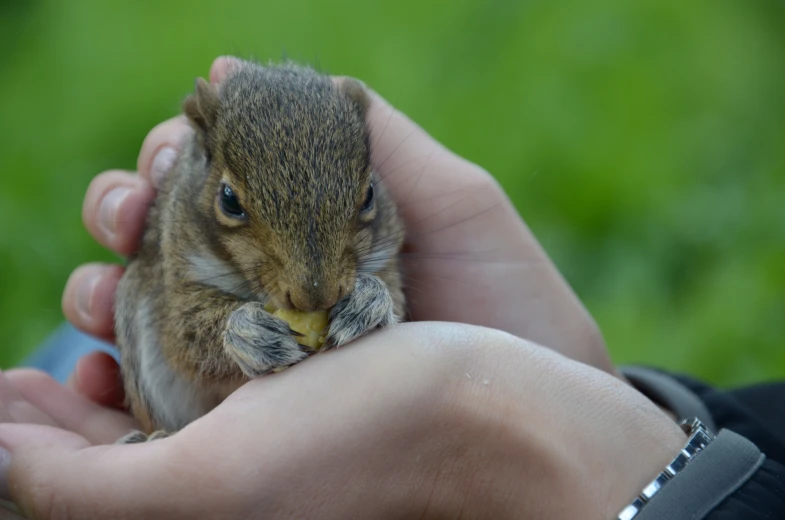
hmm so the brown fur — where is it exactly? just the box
[114,60,405,440]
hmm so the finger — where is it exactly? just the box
[5,369,135,445]
[0,424,195,519]
[82,170,155,256]
[136,56,242,189]
[209,55,243,84]
[62,263,123,342]
[136,116,191,189]
[66,352,126,409]
[0,371,57,427]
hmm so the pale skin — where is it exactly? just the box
[0,57,684,519]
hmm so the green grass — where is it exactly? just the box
[1,0,783,387]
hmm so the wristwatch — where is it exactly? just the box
[616,417,716,520]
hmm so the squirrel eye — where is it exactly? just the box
[219,184,245,218]
[360,184,375,214]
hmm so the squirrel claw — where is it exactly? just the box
[325,274,397,348]
[116,429,173,445]
[297,342,322,355]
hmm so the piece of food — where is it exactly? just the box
[265,304,329,350]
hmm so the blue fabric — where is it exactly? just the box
[22,323,118,383]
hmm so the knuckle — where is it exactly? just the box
[473,168,508,200]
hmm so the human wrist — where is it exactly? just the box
[615,418,715,519]
[423,341,688,520]
[412,338,573,519]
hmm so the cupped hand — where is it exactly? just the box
[63,56,612,380]
[0,323,682,520]
[0,365,136,511]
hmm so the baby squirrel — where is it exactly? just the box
[114,60,405,443]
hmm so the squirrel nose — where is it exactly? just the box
[286,282,343,312]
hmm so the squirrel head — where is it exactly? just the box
[181,61,400,311]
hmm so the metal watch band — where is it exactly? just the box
[616,417,716,520]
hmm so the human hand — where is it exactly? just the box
[0,323,683,519]
[0,364,136,515]
[63,56,613,381]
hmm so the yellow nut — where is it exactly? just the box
[265,304,329,351]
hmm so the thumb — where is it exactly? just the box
[0,424,185,519]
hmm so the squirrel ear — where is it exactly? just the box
[183,77,219,134]
[338,77,371,116]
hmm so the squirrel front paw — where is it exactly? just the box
[224,302,308,377]
[325,274,398,348]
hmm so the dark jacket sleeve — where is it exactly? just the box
[621,366,785,519]
[706,460,785,520]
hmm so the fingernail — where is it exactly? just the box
[0,446,10,500]
[150,146,177,188]
[76,271,100,325]
[97,186,130,240]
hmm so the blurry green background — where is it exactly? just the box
[1,0,783,387]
